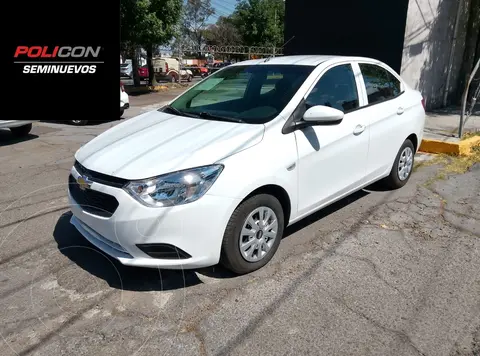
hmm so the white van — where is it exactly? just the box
[153,57,193,82]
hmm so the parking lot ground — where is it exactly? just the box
[0,121,479,356]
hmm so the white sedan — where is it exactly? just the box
[0,120,37,137]
[69,81,130,126]
[67,55,425,275]
[120,80,129,117]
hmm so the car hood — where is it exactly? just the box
[75,110,265,180]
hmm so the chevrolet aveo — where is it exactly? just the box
[68,55,425,275]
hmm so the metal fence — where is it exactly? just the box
[161,44,282,57]
[459,58,480,137]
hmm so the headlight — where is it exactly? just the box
[124,164,224,207]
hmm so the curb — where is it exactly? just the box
[419,136,480,156]
[125,85,170,94]
[125,83,190,94]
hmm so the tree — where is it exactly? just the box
[203,16,243,61]
[231,0,284,48]
[120,0,182,85]
[181,0,215,57]
[204,16,242,46]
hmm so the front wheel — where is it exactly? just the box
[120,108,125,117]
[10,123,32,137]
[220,194,284,275]
[382,139,415,189]
[187,75,193,82]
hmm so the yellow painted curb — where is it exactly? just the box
[149,85,169,92]
[419,136,480,156]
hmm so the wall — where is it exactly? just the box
[284,0,410,73]
[400,0,470,109]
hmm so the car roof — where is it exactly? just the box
[229,55,381,67]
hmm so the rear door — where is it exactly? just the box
[355,62,409,180]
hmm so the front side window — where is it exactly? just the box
[167,64,315,124]
[359,63,402,105]
[305,64,359,113]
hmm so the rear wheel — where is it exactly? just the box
[10,123,32,137]
[70,120,88,126]
[383,139,415,189]
[220,194,284,275]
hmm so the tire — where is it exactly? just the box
[70,120,88,126]
[220,194,284,275]
[10,123,32,137]
[187,75,193,82]
[382,139,415,189]
[120,108,125,117]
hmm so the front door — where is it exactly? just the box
[295,63,370,217]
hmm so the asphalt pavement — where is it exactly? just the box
[0,120,479,356]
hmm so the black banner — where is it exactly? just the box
[5,0,119,121]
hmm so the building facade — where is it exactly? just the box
[284,0,478,110]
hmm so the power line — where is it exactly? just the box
[211,0,235,14]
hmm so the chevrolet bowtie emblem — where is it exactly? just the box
[77,175,92,191]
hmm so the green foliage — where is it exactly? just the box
[230,0,285,47]
[120,0,286,61]
[120,0,182,48]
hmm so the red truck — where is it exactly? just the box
[138,65,149,79]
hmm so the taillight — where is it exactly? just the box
[165,63,169,72]
[421,97,425,110]
[120,81,125,92]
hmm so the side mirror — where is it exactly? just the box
[303,105,344,125]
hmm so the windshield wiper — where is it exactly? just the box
[197,112,246,123]
[160,105,198,118]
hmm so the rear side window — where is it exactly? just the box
[305,64,359,113]
[359,64,402,104]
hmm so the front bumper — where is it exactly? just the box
[67,165,240,269]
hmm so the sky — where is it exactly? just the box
[207,0,237,24]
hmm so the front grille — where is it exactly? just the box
[74,160,128,188]
[68,174,119,217]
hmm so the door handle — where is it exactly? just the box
[397,107,404,115]
[353,124,366,135]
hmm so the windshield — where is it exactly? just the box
[167,64,315,124]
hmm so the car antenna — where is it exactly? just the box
[263,36,295,63]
